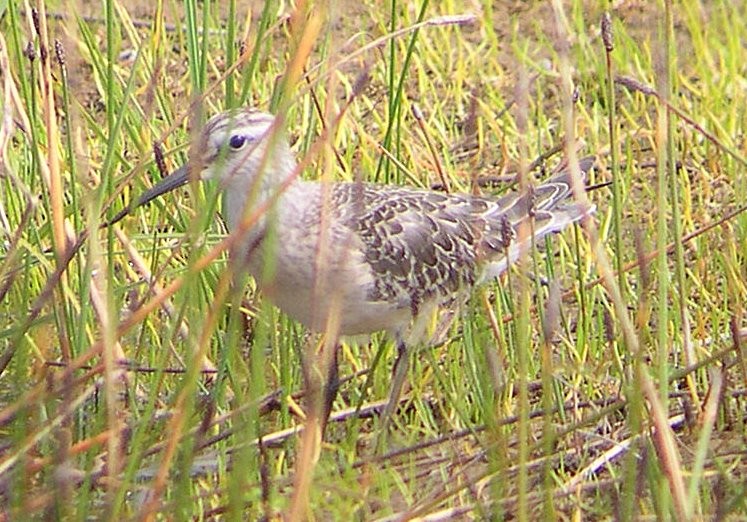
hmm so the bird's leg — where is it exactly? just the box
[299,333,340,438]
[292,333,338,507]
[290,335,326,518]
[320,343,340,434]
[379,335,409,438]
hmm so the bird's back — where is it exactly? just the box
[329,159,593,332]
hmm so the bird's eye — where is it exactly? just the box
[228,134,248,150]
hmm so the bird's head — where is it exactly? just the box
[197,108,285,186]
[127,108,291,218]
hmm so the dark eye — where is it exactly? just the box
[228,134,247,150]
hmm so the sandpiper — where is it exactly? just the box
[119,107,595,431]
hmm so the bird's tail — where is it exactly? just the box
[480,157,596,279]
[491,156,596,220]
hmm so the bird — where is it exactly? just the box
[117,107,595,435]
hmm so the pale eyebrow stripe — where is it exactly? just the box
[204,109,274,136]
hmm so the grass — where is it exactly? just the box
[1,0,746,519]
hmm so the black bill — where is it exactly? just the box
[104,164,191,227]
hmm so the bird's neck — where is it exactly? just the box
[223,142,299,232]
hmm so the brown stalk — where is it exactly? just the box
[615,75,747,169]
[33,3,68,259]
[412,103,450,192]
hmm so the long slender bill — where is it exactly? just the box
[104,165,191,227]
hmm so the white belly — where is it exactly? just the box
[237,210,411,336]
